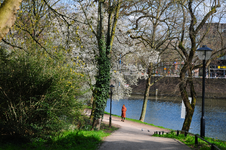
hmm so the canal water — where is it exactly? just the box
[105,96,226,141]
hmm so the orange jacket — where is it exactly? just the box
[121,105,127,118]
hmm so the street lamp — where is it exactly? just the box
[196,45,213,137]
[109,84,114,127]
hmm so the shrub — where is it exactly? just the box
[0,49,86,140]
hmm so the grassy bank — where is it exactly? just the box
[104,111,171,130]
[0,123,118,150]
[153,131,226,150]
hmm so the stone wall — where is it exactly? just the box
[131,77,226,98]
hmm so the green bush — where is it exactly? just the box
[0,49,86,140]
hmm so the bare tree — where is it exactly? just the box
[122,0,180,122]
[175,0,223,132]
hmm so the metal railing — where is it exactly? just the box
[154,130,221,150]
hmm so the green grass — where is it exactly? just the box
[104,111,171,130]
[0,123,118,150]
[153,131,226,150]
[84,105,92,109]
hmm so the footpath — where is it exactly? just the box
[98,114,191,150]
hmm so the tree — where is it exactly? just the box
[70,10,148,105]
[1,0,79,57]
[122,0,180,122]
[0,0,89,138]
[0,0,22,41]
[174,0,224,132]
[77,0,122,129]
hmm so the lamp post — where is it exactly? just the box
[109,84,114,127]
[196,45,213,137]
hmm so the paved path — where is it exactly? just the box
[98,114,191,150]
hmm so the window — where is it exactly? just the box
[218,55,226,60]
[222,28,226,33]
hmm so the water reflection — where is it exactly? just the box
[105,96,226,141]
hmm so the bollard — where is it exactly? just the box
[211,144,215,150]
[185,132,187,137]
[177,130,179,136]
[195,135,198,145]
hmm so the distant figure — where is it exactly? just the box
[121,104,127,122]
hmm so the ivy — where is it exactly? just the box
[93,39,111,121]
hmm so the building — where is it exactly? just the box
[199,23,226,78]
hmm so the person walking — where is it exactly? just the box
[121,104,127,122]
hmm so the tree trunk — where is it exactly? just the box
[139,63,153,122]
[182,106,194,131]
[180,82,194,131]
[90,95,94,105]
[91,0,121,130]
[91,118,101,130]
[92,1,109,130]
[90,95,95,120]
[208,66,210,78]
[180,68,197,132]
[0,0,22,41]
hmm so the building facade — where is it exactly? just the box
[200,23,226,78]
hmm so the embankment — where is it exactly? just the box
[131,77,226,99]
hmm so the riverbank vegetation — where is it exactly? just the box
[153,131,226,150]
